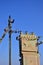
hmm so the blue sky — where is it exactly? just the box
[0,0,43,65]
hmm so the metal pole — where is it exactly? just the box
[9,29,11,65]
[8,17,11,65]
[8,16,14,65]
[9,31,11,65]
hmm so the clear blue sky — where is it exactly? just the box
[0,0,43,65]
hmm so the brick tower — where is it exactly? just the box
[16,32,40,65]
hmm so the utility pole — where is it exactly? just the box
[0,16,21,65]
[8,16,14,65]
